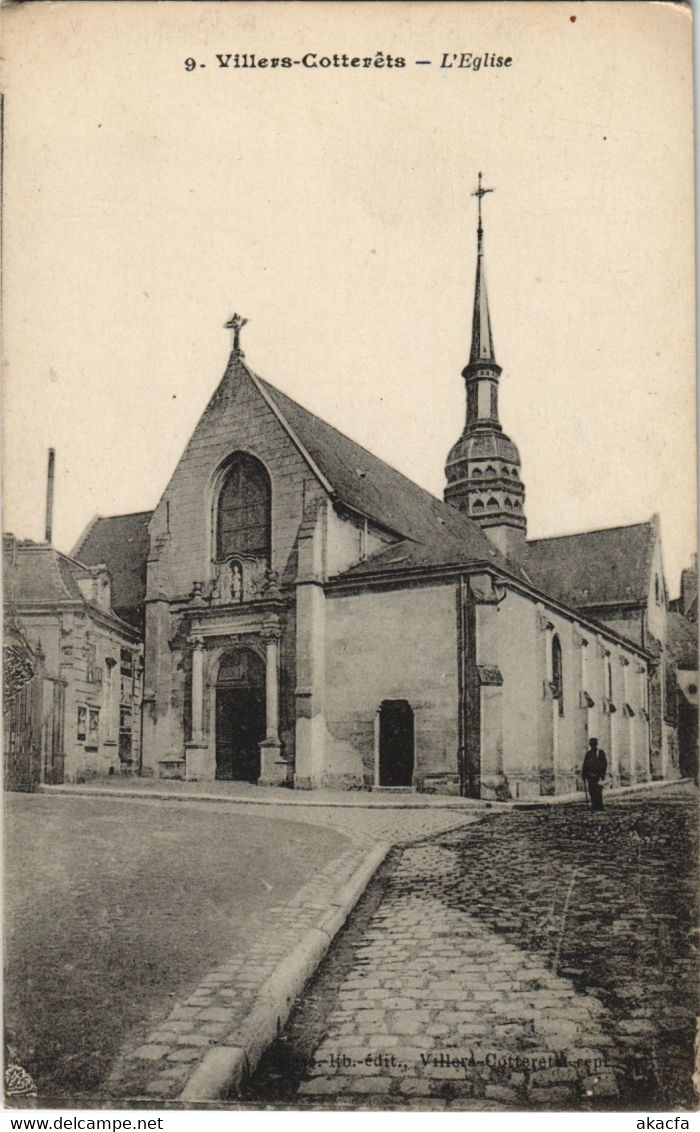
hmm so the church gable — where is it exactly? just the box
[148,358,329,598]
[148,335,511,602]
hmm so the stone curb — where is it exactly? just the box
[510,776,689,808]
[38,777,689,813]
[178,840,392,1102]
[37,784,495,811]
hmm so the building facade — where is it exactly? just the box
[125,333,659,797]
[8,192,682,799]
[3,535,143,785]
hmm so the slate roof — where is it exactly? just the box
[6,543,90,605]
[668,611,698,670]
[253,372,516,577]
[72,511,153,626]
[521,520,656,610]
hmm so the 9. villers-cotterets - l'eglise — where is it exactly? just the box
[4,180,697,799]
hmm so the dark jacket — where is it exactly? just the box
[582,748,607,782]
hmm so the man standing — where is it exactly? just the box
[582,738,607,812]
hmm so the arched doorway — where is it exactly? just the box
[377,700,415,787]
[215,648,265,782]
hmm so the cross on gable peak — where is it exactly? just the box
[224,312,248,356]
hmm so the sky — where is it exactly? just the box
[2,1,696,591]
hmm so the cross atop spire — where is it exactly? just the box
[225,312,248,357]
[471,171,494,246]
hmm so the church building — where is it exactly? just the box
[72,181,680,799]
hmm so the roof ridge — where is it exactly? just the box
[93,509,154,522]
[245,367,334,495]
[56,549,93,574]
[527,517,654,545]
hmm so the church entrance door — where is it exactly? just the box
[215,648,265,782]
[378,700,414,787]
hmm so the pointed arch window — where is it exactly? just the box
[486,497,499,510]
[216,453,271,563]
[473,499,485,512]
[551,634,564,716]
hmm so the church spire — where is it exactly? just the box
[469,172,495,365]
[444,174,527,560]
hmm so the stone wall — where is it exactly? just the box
[17,609,142,783]
[492,588,652,798]
[323,580,460,790]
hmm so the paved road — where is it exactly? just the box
[246,786,698,1110]
[105,795,480,1101]
[4,794,349,1102]
[6,789,480,1103]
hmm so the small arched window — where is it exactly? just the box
[473,499,485,512]
[551,634,564,715]
[511,467,518,478]
[504,497,512,508]
[216,453,271,563]
[486,497,499,510]
[485,465,497,478]
[471,466,482,478]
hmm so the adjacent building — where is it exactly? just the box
[3,532,143,785]
[669,555,698,781]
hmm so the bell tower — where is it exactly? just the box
[444,174,526,560]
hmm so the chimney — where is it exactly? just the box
[45,448,55,544]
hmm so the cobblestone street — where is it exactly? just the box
[9,786,480,1102]
[246,785,698,1111]
[106,796,477,1102]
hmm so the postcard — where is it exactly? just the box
[2,0,697,1118]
